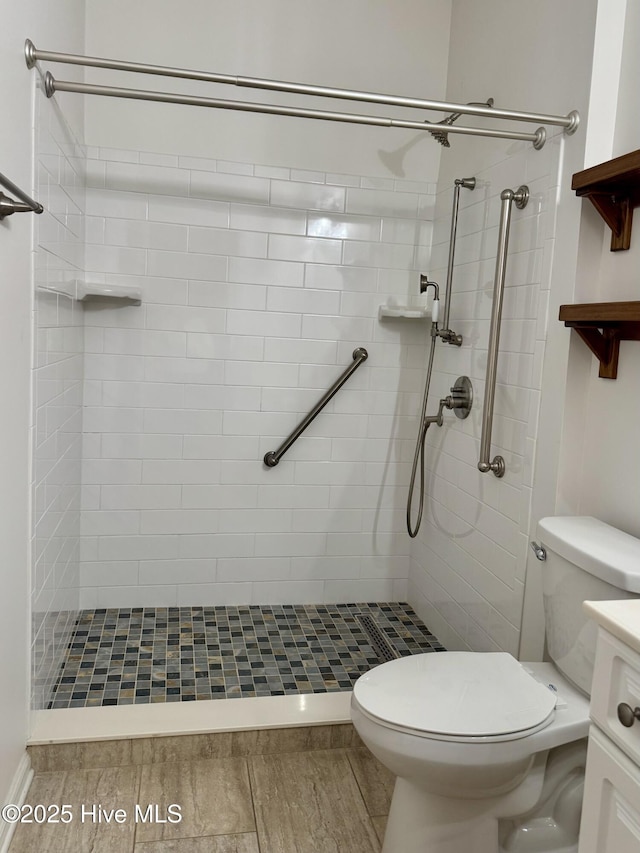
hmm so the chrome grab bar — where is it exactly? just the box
[0,171,44,219]
[264,347,368,468]
[477,185,529,478]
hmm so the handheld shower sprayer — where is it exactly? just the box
[406,266,473,538]
[419,275,440,326]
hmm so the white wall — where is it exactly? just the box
[31,80,86,709]
[84,0,451,180]
[0,0,84,813]
[557,0,640,538]
[407,0,598,656]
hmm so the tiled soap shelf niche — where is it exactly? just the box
[560,151,640,379]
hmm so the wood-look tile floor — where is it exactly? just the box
[9,746,393,852]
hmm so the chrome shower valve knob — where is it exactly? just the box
[446,376,473,419]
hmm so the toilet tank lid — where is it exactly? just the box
[538,516,640,592]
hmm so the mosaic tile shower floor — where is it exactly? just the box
[48,602,444,709]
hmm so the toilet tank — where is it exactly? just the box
[538,516,640,696]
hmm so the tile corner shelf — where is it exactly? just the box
[559,301,640,379]
[77,282,142,305]
[37,280,142,305]
[378,303,430,321]
[572,149,640,251]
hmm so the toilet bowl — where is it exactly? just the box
[351,656,589,853]
[351,517,640,853]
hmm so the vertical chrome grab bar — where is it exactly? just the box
[438,177,476,346]
[478,185,529,478]
[264,347,368,467]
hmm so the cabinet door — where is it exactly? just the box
[579,727,640,853]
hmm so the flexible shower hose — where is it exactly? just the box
[406,328,438,538]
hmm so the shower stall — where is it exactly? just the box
[27,1,584,739]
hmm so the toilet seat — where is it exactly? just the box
[353,652,557,742]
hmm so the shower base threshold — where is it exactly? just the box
[29,691,353,745]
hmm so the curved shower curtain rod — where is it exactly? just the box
[25,40,579,150]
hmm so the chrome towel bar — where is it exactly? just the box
[478,185,529,478]
[0,171,43,219]
[264,348,368,468]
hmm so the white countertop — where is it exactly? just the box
[584,599,640,655]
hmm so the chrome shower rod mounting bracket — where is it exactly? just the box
[565,110,580,135]
[533,128,546,150]
[0,173,43,218]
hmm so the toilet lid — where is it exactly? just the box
[353,652,557,738]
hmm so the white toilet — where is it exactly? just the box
[351,516,640,853]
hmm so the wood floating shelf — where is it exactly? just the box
[572,149,640,251]
[559,301,640,379]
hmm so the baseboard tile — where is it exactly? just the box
[0,753,33,853]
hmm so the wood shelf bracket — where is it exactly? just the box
[572,149,640,251]
[559,301,640,379]
[570,326,620,379]
[585,194,632,251]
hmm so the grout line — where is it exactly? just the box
[244,756,263,853]
[132,763,143,851]
[344,748,378,820]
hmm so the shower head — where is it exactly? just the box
[429,98,494,147]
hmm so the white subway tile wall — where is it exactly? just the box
[32,92,85,709]
[31,123,560,705]
[407,138,561,655]
[80,148,435,608]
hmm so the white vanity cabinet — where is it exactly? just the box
[579,601,640,853]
